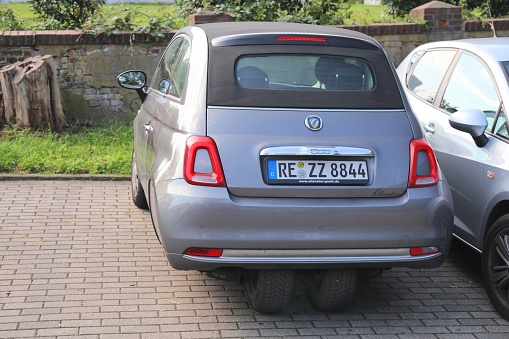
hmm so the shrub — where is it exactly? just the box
[82,4,181,38]
[29,0,106,29]
[0,8,23,30]
[175,0,351,24]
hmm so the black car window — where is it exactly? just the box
[168,39,191,98]
[494,106,509,139]
[503,61,509,77]
[235,55,374,91]
[408,50,456,104]
[440,53,499,131]
[153,37,189,98]
[405,50,423,74]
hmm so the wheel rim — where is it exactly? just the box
[487,230,509,305]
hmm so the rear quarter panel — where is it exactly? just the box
[149,26,209,184]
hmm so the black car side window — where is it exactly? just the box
[440,53,500,132]
[168,39,191,98]
[153,37,190,98]
[408,50,456,104]
[494,107,509,139]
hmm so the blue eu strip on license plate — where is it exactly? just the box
[267,159,368,185]
[267,160,278,180]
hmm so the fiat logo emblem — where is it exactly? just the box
[305,115,323,131]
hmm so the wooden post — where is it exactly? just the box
[0,55,66,131]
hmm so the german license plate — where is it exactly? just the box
[266,159,368,185]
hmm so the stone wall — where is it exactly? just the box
[0,31,172,123]
[1,1,509,123]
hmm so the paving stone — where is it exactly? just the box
[0,180,508,338]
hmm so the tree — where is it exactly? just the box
[29,0,106,29]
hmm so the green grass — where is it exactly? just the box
[0,2,37,19]
[348,4,391,24]
[0,1,179,28]
[1,1,176,19]
[0,124,133,175]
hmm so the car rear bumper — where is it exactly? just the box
[152,179,454,271]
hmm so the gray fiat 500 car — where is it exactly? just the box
[118,22,453,314]
[396,38,509,319]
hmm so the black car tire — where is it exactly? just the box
[246,269,294,314]
[306,268,358,312]
[131,150,148,210]
[482,214,509,319]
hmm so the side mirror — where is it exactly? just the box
[449,109,489,148]
[117,71,147,102]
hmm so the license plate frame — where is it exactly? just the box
[264,158,369,185]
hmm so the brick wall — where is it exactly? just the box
[0,31,172,124]
[1,1,509,123]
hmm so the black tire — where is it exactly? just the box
[482,215,509,319]
[245,269,294,314]
[306,269,358,312]
[131,150,148,210]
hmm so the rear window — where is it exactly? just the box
[207,43,404,109]
[235,55,374,91]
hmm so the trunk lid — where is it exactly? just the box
[207,107,413,198]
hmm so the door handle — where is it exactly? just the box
[144,123,153,133]
[423,122,435,134]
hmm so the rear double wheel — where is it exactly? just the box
[306,268,358,312]
[482,215,509,319]
[245,269,294,314]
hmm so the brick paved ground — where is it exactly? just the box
[1,180,509,338]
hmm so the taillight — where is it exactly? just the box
[184,248,223,257]
[408,139,438,188]
[184,136,226,187]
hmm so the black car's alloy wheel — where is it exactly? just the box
[245,269,294,314]
[306,268,358,312]
[131,150,148,209]
[482,214,509,320]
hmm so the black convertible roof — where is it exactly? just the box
[198,22,381,48]
[193,22,403,109]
